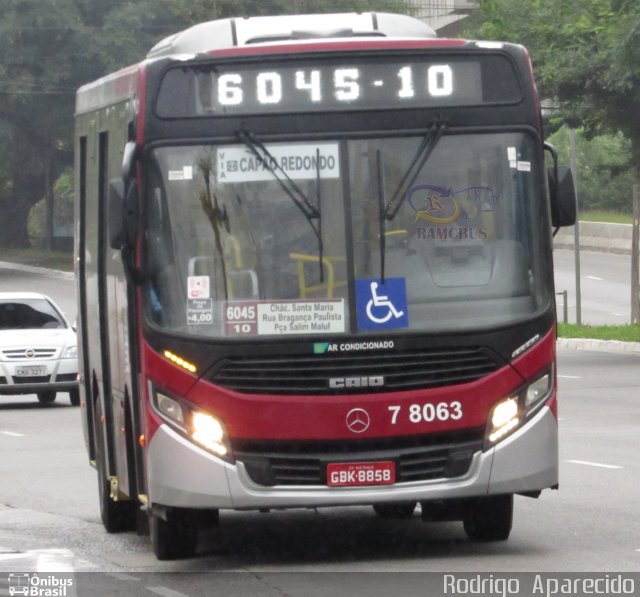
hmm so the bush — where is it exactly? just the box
[547,127,633,214]
[27,168,74,247]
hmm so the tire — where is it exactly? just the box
[94,402,137,533]
[69,389,80,407]
[373,502,417,519]
[463,494,513,542]
[150,508,199,560]
[37,391,57,404]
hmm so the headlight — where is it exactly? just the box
[156,392,184,425]
[525,373,551,411]
[63,346,78,359]
[191,412,228,457]
[153,389,231,461]
[487,397,520,444]
[485,369,554,447]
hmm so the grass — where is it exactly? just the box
[0,247,73,272]
[558,323,640,342]
[579,210,633,224]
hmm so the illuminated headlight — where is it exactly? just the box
[191,412,228,457]
[485,369,554,447]
[63,345,78,359]
[488,397,520,444]
[153,389,231,460]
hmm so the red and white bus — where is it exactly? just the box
[75,12,576,559]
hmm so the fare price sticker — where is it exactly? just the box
[187,298,214,326]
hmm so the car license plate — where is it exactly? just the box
[14,366,47,377]
[327,461,396,487]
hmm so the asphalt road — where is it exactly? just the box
[553,248,632,325]
[0,264,639,593]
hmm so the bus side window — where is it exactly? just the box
[147,185,184,327]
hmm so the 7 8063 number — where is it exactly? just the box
[388,401,463,425]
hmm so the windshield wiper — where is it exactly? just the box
[377,121,446,282]
[383,120,447,221]
[236,129,324,283]
[237,129,320,219]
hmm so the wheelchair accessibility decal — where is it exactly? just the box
[356,278,409,331]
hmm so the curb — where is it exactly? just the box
[557,337,640,355]
[0,260,74,281]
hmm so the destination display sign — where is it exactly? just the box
[156,54,521,117]
[216,142,340,183]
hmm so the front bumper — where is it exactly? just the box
[0,360,78,396]
[147,405,558,510]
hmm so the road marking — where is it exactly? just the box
[147,587,189,597]
[107,573,140,581]
[558,375,582,379]
[35,548,75,572]
[0,431,24,437]
[586,275,604,281]
[566,459,623,470]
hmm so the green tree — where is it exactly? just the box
[468,0,640,193]
[467,0,640,320]
[547,127,633,212]
[0,0,411,249]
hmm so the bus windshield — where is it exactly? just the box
[143,131,550,338]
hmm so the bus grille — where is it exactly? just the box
[209,347,501,394]
[234,431,484,487]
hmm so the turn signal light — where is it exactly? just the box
[163,350,197,373]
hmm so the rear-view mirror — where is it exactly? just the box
[548,165,577,228]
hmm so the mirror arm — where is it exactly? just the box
[544,141,559,189]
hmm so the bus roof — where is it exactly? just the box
[76,12,437,115]
[146,12,436,58]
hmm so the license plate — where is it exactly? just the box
[14,366,47,377]
[327,461,396,487]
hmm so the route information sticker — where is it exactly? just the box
[224,299,345,336]
[216,143,340,183]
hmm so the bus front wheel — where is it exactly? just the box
[462,494,513,542]
[150,507,199,560]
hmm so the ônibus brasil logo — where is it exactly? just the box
[8,573,73,597]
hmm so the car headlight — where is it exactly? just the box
[63,346,78,359]
[153,390,231,461]
[485,369,553,448]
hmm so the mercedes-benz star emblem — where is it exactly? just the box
[346,408,370,434]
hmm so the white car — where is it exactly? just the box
[0,292,79,406]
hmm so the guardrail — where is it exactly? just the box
[553,221,632,254]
